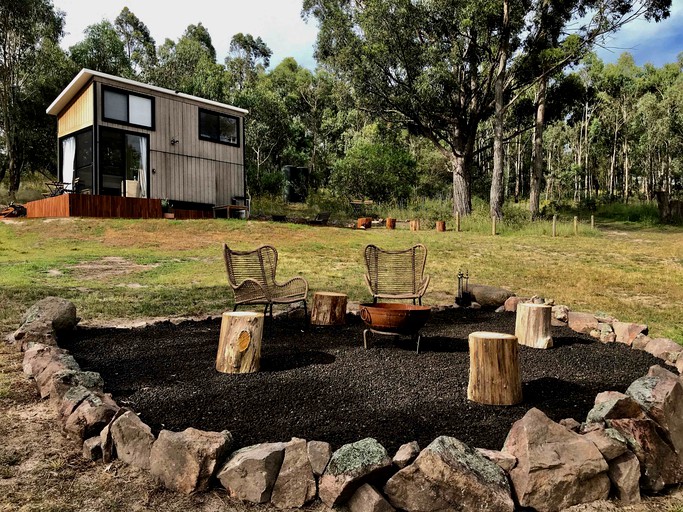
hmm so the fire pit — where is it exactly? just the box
[359,303,431,353]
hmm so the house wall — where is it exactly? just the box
[57,84,94,137]
[93,77,245,206]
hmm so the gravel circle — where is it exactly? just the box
[63,308,664,453]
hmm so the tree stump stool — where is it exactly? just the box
[216,311,264,374]
[467,331,522,405]
[515,303,553,349]
[386,217,396,230]
[310,291,348,326]
[436,220,446,232]
[410,219,420,231]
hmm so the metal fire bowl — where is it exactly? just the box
[359,303,431,335]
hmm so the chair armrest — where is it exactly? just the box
[233,278,268,303]
[274,276,309,299]
[417,274,431,297]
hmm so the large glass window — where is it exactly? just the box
[99,127,148,197]
[103,86,154,129]
[60,130,93,192]
[199,109,239,146]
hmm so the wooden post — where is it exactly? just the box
[455,212,461,232]
[591,214,594,229]
[467,331,522,405]
[552,215,557,237]
[515,303,553,349]
[492,216,497,236]
[574,216,578,235]
[386,217,396,230]
[436,220,446,232]
[410,219,420,231]
[310,291,348,326]
[216,312,264,374]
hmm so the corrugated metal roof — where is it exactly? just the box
[45,68,249,116]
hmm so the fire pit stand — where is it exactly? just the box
[363,328,423,354]
[359,303,431,354]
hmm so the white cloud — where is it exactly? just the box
[53,0,318,69]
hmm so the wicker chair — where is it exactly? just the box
[223,244,309,316]
[363,244,430,305]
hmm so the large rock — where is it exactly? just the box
[608,418,683,491]
[607,451,641,504]
[552,305,569,325]
[35,354,81,398]
[468,284,515,309]
[110,411,155,470]
[644,338,683,363]
[217,442,287,503]
[307,440,332,476]
[586,391,645,424]
[627,367,683,459]
[12,297,78,347]
[503,296,527,312]
[150,428,233,494]
[582,428,628,461]
[48,370,103,406]
[271,438,316,509]
[82,436,102,461]
[22,343,65,376]
[384,436,514,512]
[319,438,392,507]
[612,321,648,346]
[58,385,93,422]
[631,334,651,351]
[348,483,395,512]
[567,312,599,334]
[476,448,517,472]
[502,408,610,512]
[64,392,119,441]
[393,441,420,469]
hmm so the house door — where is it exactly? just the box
[99,127,149,197]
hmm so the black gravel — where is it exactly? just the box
[62,308,664,453]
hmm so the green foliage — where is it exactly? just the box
[69,20,132,77]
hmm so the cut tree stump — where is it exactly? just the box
[310,291,347,326]
[467,331,522,405]
[386,217,396,230]
[216,311,264,374]
[410,219,420,231]
[515,303,553,349]
[436,220,446,232]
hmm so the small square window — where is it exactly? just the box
[102,86,154,129]
[199,109,239,146]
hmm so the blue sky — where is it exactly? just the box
[53,0,682,72]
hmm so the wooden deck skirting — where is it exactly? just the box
[26,195,163,219]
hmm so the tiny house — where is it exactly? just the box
[39,69,247,217]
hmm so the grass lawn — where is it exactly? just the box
[1,216,682,341]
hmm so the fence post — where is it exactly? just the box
[574,216,578,236]
[492,216,497,236]
[552,215,557,237]
[591,214,594,230]
[455,211,461,232]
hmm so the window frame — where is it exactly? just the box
[198,108,240,147]
[102,85,155,130]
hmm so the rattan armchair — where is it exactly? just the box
[363,244,430,305]
[223,244,309,316]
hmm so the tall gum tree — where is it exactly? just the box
[303,0,511,216]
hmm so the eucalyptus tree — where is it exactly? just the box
[114,7,157,76]
[0,0,65,199]
[303,0,513,216]
[69,20,132,77]
[226,33,272,90]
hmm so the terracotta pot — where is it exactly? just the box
[359,303,431,335]
[163,212,175,219]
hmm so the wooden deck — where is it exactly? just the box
[26,194,163,219]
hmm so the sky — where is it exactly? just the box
[52,0,683,72]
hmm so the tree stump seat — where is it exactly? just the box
[467,331,522,405]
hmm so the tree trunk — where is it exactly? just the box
[489,0,509,221]
[310,292,347,326]
[216,312,264,374]
[467,331,522,405]
[623,139,630,203]
[450,150,472,216]
[515,303,553,349]
[514,132,521,203]
[529,76,547,219]
[609,116,619,197]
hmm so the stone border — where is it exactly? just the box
[9,296,683,511]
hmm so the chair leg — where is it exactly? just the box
[303,300,308,318]
[233,304,238,311]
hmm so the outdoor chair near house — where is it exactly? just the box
[223,244,309,317]
[309,211,331,226]
[363,244,430,305]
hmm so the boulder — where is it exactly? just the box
[607,451,641,504]
[217,442,287,503]
[631,334,651,351]
[319,438,392,507]
[644,338,683,363]
[100,407,129,463]
[586,392,645,424]
[468,284,515,309]
[552,305,569,324]
[560,418,581,432]
[503,408,610,511]
[35,354,81,398]
[503,296,527,312]
[12,297,78,347]
[48,370,103,406]
[64,392,119,441]
[82,436,102,461]
[393,441,420,469]
[22,343,64,376]
[612,321,648,346]
[271,438,316,509]
[58,385,93,422]
[384,436,514,512]
[567,312,599,334]
[348,484,395,512]
[582,428,628,461]
[476,448,517,472]
[608,418,683,491]
[627,368,683,458]
[110,411,155,470]
[150,428,233,494]
[307,440,332,476]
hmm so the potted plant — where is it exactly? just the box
[161,198,174,219]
